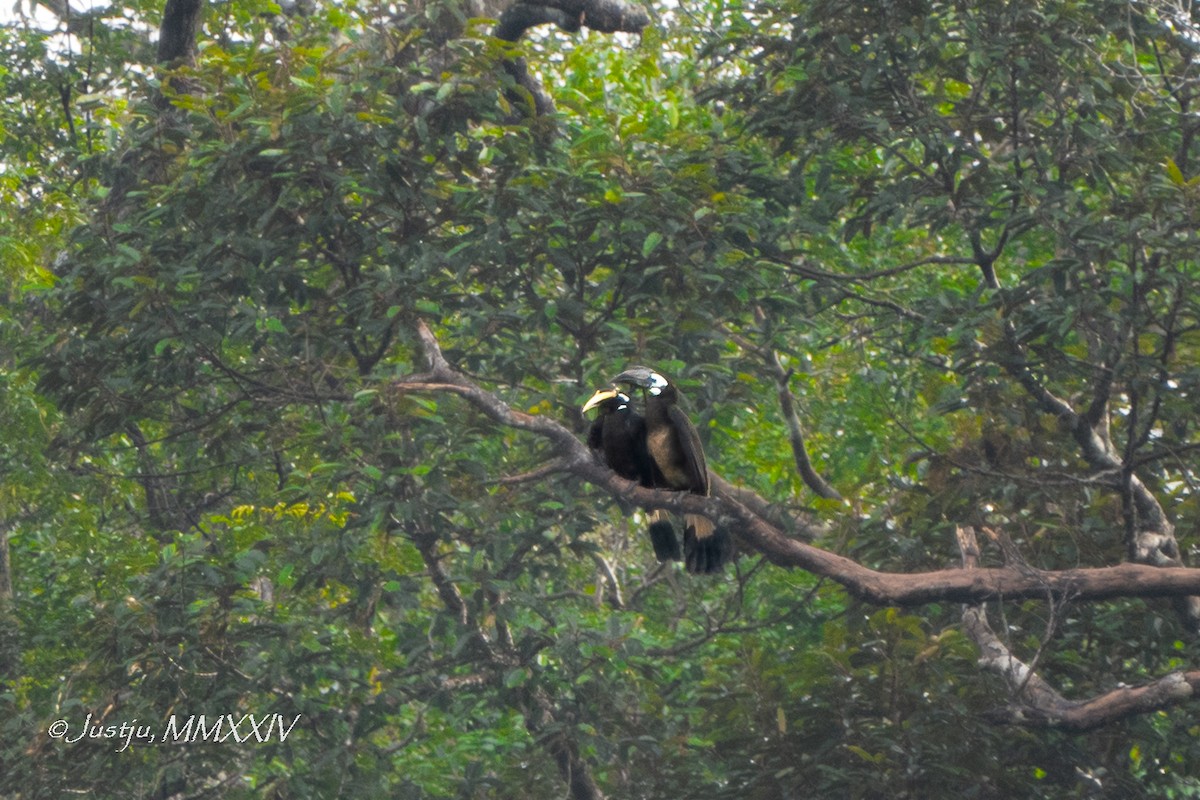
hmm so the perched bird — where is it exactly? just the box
[582,387,682,562]
[611,366,732,574]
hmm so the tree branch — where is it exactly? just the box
[396,321,1200,608]
[992,331,1200,630]
[764,346,842,500]
[492,0,649,116]
[956,526,1200,731]
[725,317,841,500]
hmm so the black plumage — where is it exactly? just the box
[582,387,682,562]
[612,367,732,574]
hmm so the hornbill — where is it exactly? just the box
[611,367,732,574]
[582,387,682,562]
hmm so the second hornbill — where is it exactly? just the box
[582,387,682,562]
[612,366,732,574]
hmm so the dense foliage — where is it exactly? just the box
[3,0,1200,797]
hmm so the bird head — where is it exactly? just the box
[582,386,630,414]
[611,366,670,396]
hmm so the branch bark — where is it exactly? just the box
[767,350,842,500]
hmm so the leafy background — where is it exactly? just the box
[3,0,1200,796]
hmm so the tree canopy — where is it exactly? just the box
[4,0,1200,797]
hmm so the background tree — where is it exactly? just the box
[3,0,1200,798]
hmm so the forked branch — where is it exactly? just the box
[956,527,1200,731]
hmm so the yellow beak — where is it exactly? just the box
[582,387,620,414]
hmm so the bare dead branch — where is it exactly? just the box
[956,527,1072,708]
[591,554,623,609]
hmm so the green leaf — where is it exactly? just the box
[1164,158,1185,186]
[641,231,663,257]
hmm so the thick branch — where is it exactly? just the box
[397,322,1200,608]
[495,0,649,38]
[710,473,819,541]
[495,3,581,41]
[492,0,649,116]
[956,526,1200,731]
[996,671,1200,731]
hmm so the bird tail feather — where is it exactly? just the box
[647,510,682,562]
[682,515,732,574]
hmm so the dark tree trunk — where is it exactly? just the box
[157,0,205,65]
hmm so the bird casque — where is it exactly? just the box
[609,366,732,574]
[582,386,682,562]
